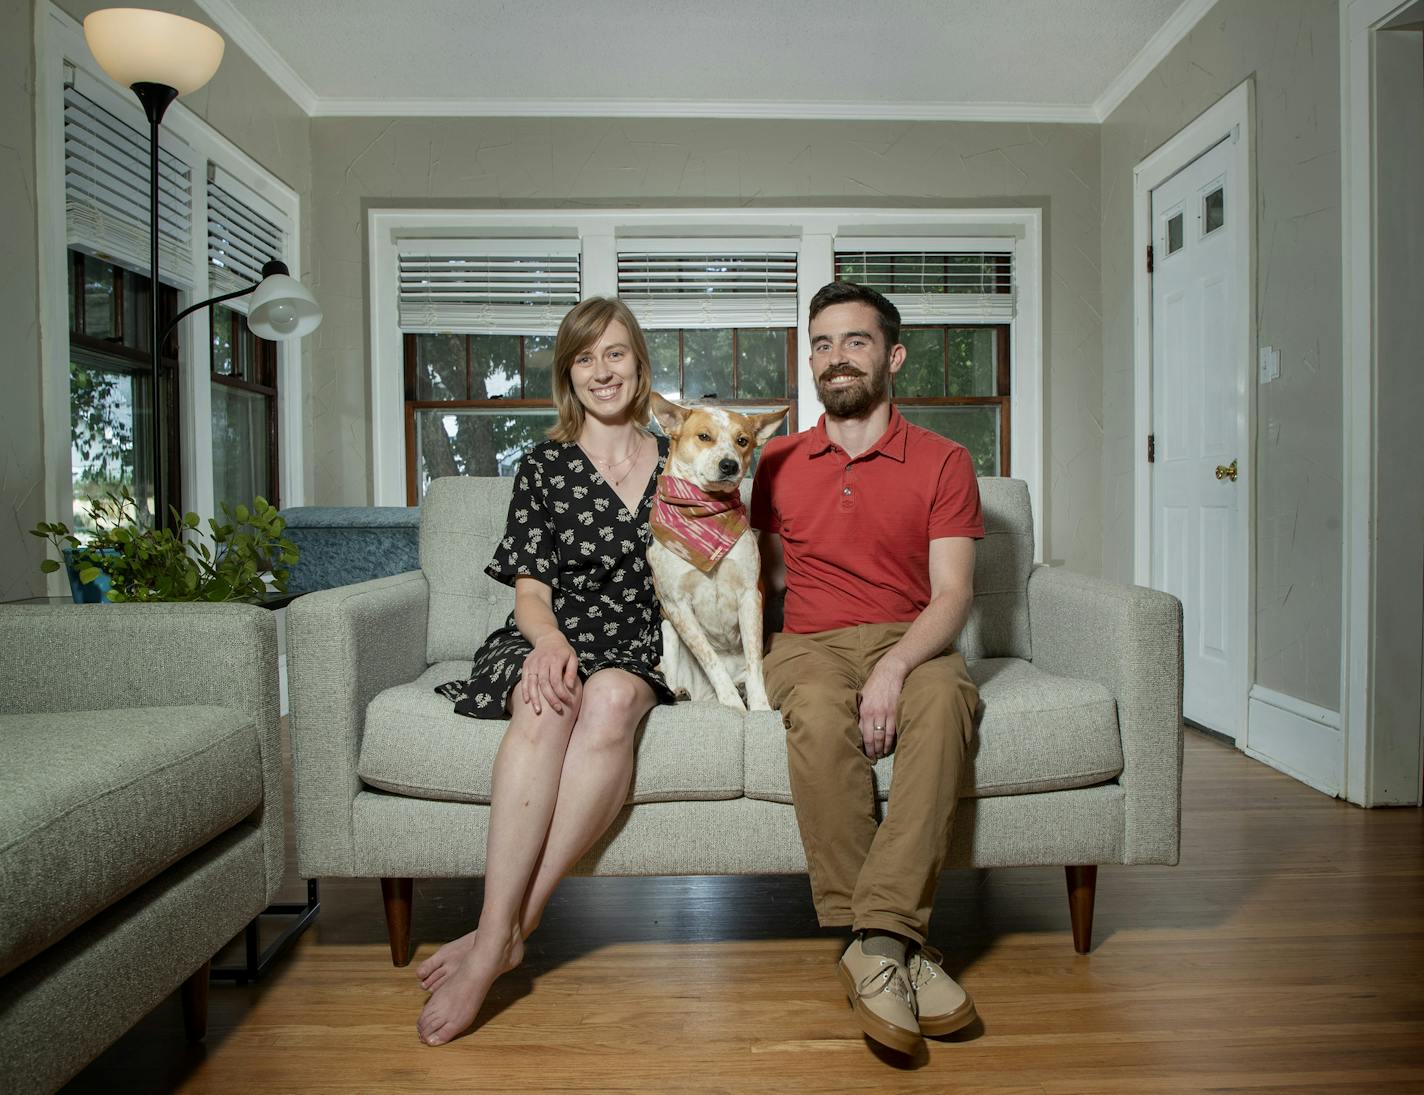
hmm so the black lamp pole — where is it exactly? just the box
[132,80,178,528]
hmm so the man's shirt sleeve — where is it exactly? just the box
[928,445,985,541]
[749,447,782,533]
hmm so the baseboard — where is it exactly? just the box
[278,652,289,718]
[1245,685,1344,797]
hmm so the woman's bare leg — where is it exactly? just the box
[419,670,654,994]
[515,669,653,935]
[416,686,578,1046]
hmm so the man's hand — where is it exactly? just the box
[520,633,580,716]
[857,656,908,760]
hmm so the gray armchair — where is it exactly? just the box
[287,476,1182,965]
[0,604,283,1095]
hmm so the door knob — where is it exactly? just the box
[1215,459,1238,482]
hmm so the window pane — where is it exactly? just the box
[416,334,467,400]
[1167,212,1184,254]
[523,335,555,399]
[469,334,520,399]
[736,328,787,399]
[211,305,236,376]
[647,330,680,395]
[682,329,733,400]
[81,255,115,340]
[897,328,945,397]
[70,359,147,532]
[948,328,997,397]
[212,384,271,510]
[1204,187,1225,234]
[897,405,1000,476]
[414,408,559,496]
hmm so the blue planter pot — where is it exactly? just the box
[63,547,117,604]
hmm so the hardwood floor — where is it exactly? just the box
[63,732,1424,1094]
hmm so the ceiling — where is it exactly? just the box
[193,0,1213,121]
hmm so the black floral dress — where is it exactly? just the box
[435,436,676,719]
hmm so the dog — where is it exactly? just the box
[648,392,789,712]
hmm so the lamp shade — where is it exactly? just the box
[248,271,322,341]
[83,8,225,95]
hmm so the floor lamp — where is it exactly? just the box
[84,8,301,529]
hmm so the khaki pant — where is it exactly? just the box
[763,622,978,944]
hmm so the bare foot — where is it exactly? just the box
[416,934,524,1046]
[417,929,478,993]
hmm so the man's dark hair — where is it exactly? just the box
[808,281,901,347]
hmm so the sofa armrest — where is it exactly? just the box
[286,571,430,876]
[1026,566,1183,864]
[0,603,285,899]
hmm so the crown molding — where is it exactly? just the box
[1092,0,1220,121]
[193,0,320,116]
[190,0,1214,126]
[307,97,1099,122]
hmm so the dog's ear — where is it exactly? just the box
[650,391,689,436]
[750,406,791,447]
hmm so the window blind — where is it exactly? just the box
[63,80,195,288]
[618,246,798,328]
[833,246,1014,323]
[207,165,288,301]
[397,242,581,334]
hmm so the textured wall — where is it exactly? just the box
[1099,0,1342,709]
[0,0,314,604]
[308,117,1105,573]
[1,1,43,601]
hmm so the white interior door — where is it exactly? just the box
[1150,137,1242,738]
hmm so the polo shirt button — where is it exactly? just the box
[842,487,852,495]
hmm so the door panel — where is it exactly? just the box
[1151,139,1241,737]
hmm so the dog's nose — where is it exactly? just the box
[717,458,740,479]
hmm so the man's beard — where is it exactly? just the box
[816,358,890,418]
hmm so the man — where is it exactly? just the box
[750,281,983,1055]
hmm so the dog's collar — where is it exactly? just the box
[651,475,748,573]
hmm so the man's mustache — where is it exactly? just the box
[819,367,867,382]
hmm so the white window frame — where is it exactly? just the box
[36,3,304,588]
[370,208,1044,560]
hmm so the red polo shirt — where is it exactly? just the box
[750,408,984,634]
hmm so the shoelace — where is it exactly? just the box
[908,945,945,991]
[856,960,918,1015]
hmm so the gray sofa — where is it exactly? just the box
[0,604,284,1095]
[287,476,1182,965]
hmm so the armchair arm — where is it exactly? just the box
[1026,566,1183,864]
[285,571,430,876]
[0,603,284,898]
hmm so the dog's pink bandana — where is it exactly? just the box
[650,475,749,574]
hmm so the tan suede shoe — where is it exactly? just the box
[836,939,922,1054]
[907,946,976,1036]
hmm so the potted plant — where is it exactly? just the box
[31,487,299,603]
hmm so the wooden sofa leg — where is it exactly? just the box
[1065,865,1098,955]
[381,877,414,967]
[181,960,211,1042]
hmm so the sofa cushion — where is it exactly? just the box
[744,657,1122,804]
[420,475,1036,666]
[0,705,262,978]
[359,662,746,804]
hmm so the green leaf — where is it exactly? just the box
[77,566,101,584]
[40,559,61,573]
[184,512,200,528]
[234,504,249,523]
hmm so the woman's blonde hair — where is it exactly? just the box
[546,297,653,442]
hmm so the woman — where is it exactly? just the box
[419,297,674,1047]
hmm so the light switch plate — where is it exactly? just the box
[1259,345,1281,383]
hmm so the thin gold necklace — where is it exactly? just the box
[582,434,644,488]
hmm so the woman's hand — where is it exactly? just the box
[520,633,581,716]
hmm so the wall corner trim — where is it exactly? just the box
[1094,0,1221,122]
[192,0,320,116]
